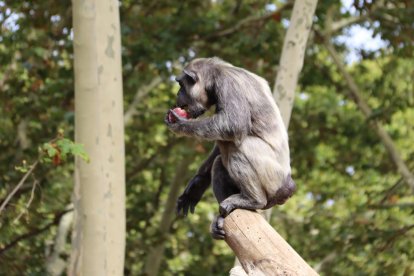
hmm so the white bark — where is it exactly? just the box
[264,0,318,222]
[70,0,125,275]
[46,205,74,276]
[273,0,319,128]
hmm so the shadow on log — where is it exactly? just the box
[224,209,318,276]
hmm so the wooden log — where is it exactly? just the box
[224,209,319,276]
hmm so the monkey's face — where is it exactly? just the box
[174,69,212,119]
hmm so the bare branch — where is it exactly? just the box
[125,138,179,180]
[0,161,39,216]
[380,224,414,251]
[13,179,38,223]
[46,204,74,276]
[143,158,192,276]
[369,203,414,210]
[203,1,293,41]
[124,76,163,125]
[330,15,369,33]
[314,251,337,273]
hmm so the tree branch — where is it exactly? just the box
[379,224,414,251]
[0,208,73,256]
[125,138,179,180]
[314,251,337,273]
[203,1,293,41]
[224,209,318,275]
[13,179,38,223]
[379,177,404,204]
[46,205,74,276]
[323,40,414,192]
[369,203,414,210]
[0,161,39,216]
[143,158,192,276]
[329,15,369,34]
[124,76,163,125]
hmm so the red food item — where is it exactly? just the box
[168,107,189,123]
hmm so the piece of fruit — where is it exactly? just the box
[173,107,189,118]
[168,107,189,123]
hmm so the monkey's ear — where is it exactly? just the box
[183,69,198,83]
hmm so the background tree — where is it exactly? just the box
[69,0,125,275]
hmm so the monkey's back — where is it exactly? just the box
[218,66,292,196]
[220,103,290,197]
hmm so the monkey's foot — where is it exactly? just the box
[219,194,268,216]
[219,201,236,217]
[210,215,225,240]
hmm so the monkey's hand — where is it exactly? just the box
[164,109,189,133]
[176,174,210,216]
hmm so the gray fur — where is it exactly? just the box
[166,57,295,239]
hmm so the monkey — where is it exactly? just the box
[165,57,296,239]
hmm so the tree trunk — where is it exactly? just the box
[266,0,318,219]
[70,0,125,275]
[273,0,319,128]
[225,210,318,276]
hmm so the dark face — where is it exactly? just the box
[175,69,211,119]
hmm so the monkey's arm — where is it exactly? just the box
[177,145,220,216]
[167,108,251,143]
[197,144,220,176]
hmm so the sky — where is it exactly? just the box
[337,0,387,63]
[266,0,387,64]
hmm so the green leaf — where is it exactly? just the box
[42,143,58,157]
[56,138,73,159]
[71,143,90,162]
[14,165,28,173]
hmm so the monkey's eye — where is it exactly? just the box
[186,76,196,85]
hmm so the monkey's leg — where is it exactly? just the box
[219,193,267,217]
[210,156,239,239]
[219,163,267,216]
[212,157,240,203]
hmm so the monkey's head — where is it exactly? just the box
[174,58,220,119]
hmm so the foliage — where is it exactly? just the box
[41,136,89,165]
[0,0,413,275]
